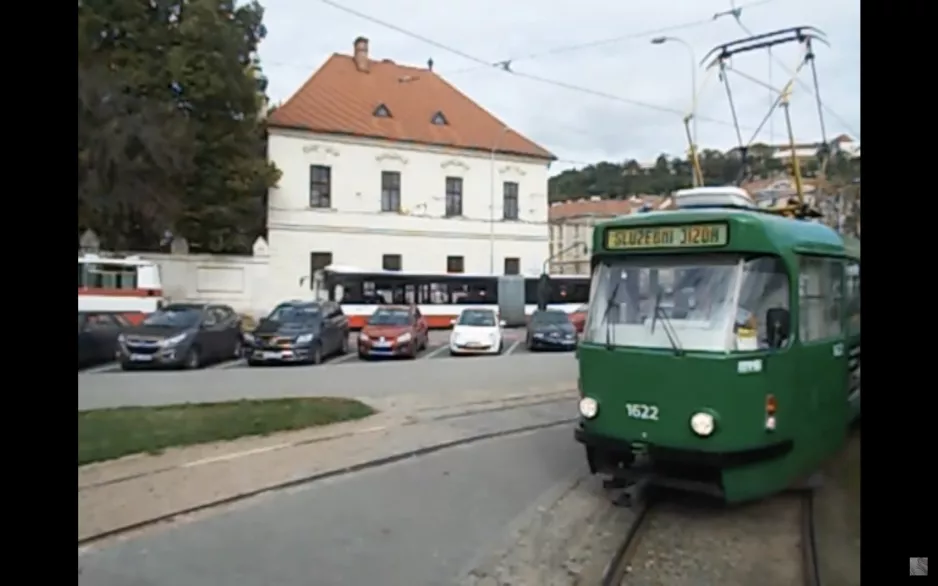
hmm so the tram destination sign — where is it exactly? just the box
[605,223,728,250]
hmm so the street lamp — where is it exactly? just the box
[489,126,509,274]
[651,36,698,148]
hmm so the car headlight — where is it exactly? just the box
[159,333,188,347]
[690,412,715,437]
[359,333,370,341]
[578,397,599,419]
[397,332,412,343]
[296,333,314,344]
[533,332,545,338]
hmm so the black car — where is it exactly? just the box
[246,300,349,366]
[117,303,243,370]
[79,312,130,369]
[526,309,578,351]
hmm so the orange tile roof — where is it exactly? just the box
[268,37,554,161]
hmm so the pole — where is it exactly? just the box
[489,127,509,274]
[651,37,697,152]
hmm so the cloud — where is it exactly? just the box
[258,0,860,174]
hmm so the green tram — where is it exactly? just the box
[573,187,860,503]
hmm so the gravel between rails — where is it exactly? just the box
[460,476,638,586]
[618,493,805,586]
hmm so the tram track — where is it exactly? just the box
[601,489,821,586]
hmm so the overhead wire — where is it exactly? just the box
[318,0,757,131]
[728,7,860,140]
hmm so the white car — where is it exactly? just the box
[449,308,505,356]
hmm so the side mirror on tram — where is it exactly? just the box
[765,308,790,349]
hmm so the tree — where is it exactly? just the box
[77,0,280,252]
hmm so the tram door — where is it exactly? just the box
[796,256,849,467]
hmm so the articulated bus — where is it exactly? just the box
[316,265,590,329]
[78,253,164,324]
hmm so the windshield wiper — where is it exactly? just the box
[650,289,684,357]
[602,280,623,350]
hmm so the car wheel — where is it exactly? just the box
[232,338,243,359]
[497,340,504,354]
[358,352,369,361]
[311,343,323,365]
[247,359,262,367]
[119,362,133,372]
[408,343,418,359]
[184,347,201,370]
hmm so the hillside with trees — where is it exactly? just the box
[78,0,280,253]
[548,146,860,202]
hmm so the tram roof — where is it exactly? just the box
[596,207,852,256]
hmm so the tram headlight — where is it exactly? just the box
[689,412,715,437]
[578,397,599,419]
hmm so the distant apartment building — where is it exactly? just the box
[548,196,663,275]
[729,134,860,166]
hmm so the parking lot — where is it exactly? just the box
[79,329,576,375]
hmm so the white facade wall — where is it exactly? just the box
[266,130,551,300]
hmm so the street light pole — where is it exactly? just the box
[651,36,698,148]
[489,127,509,274]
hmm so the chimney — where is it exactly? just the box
[427,58,434,71]
[353,36,369,73]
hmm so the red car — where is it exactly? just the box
[570,304,588,333]
[358,305,429,359]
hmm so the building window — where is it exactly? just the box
[504,257,520,275]
[382,254,402,271]
[503,181,519,220]
[381,171,401,212]
[310,165,331,208]
[431,111,448,125]
[445,177,463,217]
[309,252,333,289]
[446,255,464,274]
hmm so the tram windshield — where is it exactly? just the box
[584,254,790,352]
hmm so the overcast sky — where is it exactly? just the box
[258,0,860,174]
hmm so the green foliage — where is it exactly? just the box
[78,0,281,252]
[548,148,859,202]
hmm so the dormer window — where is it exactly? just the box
[373,104,391,118]
[431,111,448,125]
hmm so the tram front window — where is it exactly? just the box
[583,255,790,352]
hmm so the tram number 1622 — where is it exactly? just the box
[626,403,659,421]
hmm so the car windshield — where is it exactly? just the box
[532,311,570,325]
[457,310,496,327]
[368,309,411,326]
[584,254,791,352]
[142,307,201,327]
[268,304,321,323]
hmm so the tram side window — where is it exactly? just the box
[79,263,137,289]
[797,256,844,342]
[845,262,860,336]
[736,256,791,348]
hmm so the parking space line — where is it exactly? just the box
[329,353,359,365]
[421,344,450,360]
[80,362,120,374]
[502,339,523,356]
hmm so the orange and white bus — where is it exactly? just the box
[78,253,164,324]
[316,265,590,329]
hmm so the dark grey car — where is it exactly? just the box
[117,303,243,370]
[78,312,131,369]
[246,300,349,366]
[526,309,578,351]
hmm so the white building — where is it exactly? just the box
[265,36,555,298]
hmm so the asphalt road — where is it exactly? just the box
[78,405,587,586]
[78,330,579,410]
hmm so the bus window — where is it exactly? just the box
[79,263,138,289]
